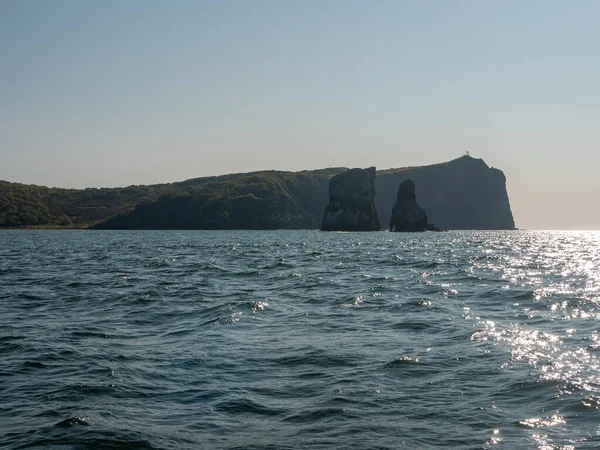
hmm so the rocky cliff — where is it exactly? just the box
[321,167,381,231]
[390,179,437,232]
[376,156,514,230]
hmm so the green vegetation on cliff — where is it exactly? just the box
[94,170,343,230]
[0,168,345,229]
[0,181,164,227]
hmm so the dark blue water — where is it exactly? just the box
[1,230,599,449]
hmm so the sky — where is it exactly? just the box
[1,0,599,230]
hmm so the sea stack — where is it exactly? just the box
[321,167,381,231]
[390,179,438,232]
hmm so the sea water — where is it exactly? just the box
[1,230,599,449]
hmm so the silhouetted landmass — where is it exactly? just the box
[321,167,381,231]
[0,156,515,230]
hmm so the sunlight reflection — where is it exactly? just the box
[471,319,600,399]
[520,415,565,428]
[531,432,575,450]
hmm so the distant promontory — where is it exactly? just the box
[0,155,515,230]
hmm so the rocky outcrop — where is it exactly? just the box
[389,179,438,232]
[376,156,515,230]
[321,167,381,231]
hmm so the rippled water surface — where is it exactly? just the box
[1,230,600,449]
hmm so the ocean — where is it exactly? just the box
[1,230,599,449]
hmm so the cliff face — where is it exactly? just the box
[376,156,514,230]
[321,167,381,231]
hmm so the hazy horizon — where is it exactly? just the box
[2,1,599,230]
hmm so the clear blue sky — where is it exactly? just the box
[1,0,599,229]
